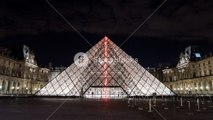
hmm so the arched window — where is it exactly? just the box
[209,81,212,90]
[2,81,6,91]
[7,81,11,92]
[13,82,16,90]
[17,82,20,90]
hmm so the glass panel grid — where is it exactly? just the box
[36,37,173,97]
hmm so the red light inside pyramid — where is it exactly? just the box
[103,37,108,86]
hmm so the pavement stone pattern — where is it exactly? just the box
[0,97,213,120]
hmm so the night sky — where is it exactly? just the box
[0,0,213,68]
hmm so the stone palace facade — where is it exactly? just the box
[163,46,213,95]
[0,45,49,95]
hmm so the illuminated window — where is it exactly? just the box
[195,53,201,58]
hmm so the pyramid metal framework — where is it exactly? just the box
[36,37,174,98]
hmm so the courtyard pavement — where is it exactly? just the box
[0,97,213,120]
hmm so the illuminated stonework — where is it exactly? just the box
[0,46,49,95]
[36,37,174,98]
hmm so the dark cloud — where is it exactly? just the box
[0,0,213,67]
[0,0,212,41]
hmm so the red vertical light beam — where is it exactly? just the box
[103,37,108,86]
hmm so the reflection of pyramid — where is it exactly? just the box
[36,37,174,98]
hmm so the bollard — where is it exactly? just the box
[201,97,205,105]
[134,98,137,106]
[188,101,191,112]
[187,101,193,115]
[138,98,143,111]
[128,98,131,107]
[180,97,183,107]
[208,96,213,107]
[128,98,130,104]
[164,98,167,104]
[153,96,156,107]
[131,98,134,107]
[148,98,152,112]
[197,98,200,112]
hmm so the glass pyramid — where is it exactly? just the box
[36,37,174,98]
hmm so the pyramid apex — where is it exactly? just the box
[104,36,108,40]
